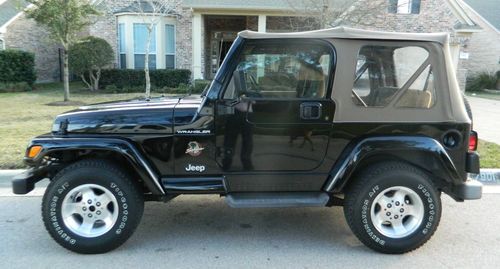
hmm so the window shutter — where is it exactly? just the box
[388,0,398,13]
[411,0,421,14]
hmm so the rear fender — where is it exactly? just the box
[323,136,461,193]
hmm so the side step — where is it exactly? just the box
[225,192,330,208]
[162,177,225,194]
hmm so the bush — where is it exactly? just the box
[0,82,32,93]
[192,79,212,94]
[100,69,191,90]
[0,50,36,85]
[69,36,114,91]
[466,72,499,92]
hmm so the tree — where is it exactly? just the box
[25,0,99,101]
[131,0,177,99]
[69,36,113,91]
[285,0,387,30]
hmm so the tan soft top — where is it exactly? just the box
[238,27,449,45]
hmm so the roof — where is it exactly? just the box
[0,0,19,28]
[115,1,174,14]
[462,0,500,31]
[183,0,348,11]
[239,27,450,45]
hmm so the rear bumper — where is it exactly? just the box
[12,166,49,194]
[449,178,482,201]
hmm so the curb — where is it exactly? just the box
[470,169,500,185]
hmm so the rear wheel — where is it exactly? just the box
[42,159,144,254]
[344,162,441,254]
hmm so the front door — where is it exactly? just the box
[215,39,336,191]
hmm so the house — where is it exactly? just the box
[0,0,497,90]
[460,0,500,77]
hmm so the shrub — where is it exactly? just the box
[69,36,114,91]
[466,72,498,92]
[0,82,32,93]
[0,50,36,85]
[100,69,191,90]
[192,79,212,94]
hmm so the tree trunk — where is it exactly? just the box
[63,49,70,101]
[144,25,152,99]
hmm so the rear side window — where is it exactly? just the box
[352,45,435,109]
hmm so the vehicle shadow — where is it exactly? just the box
[126,195,369,254]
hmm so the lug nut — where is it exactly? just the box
[386,212,391,216]
[96,202,101,207]
[88,213,93,218]
[395,201,400,206]
[82,207,87,211]
[400,208,404,213]
[96,211,101,215]
[387,204,392,208]
[87,199,92,204]
[394,215,399,219]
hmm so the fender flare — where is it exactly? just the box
[26,136,165,195]
[323,136,461,193]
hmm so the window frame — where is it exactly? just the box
[219,38,337,101]
[388,0,421,15]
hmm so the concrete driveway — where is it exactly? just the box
[467,96,500,144]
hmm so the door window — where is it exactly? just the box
[224,42,332,100]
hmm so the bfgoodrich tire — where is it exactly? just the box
[344,162,441,254]
[42,159,144,254]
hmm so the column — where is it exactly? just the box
[192,13,203,79]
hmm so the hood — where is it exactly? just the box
[52,96,203,134]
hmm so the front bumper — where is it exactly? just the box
[12,166,49,194]
[450,178,482,200]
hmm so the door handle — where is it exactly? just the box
[300,102,322,120]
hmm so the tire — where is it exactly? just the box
[42,159,144,254]
[344,162,441,254]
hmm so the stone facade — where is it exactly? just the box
[4,13,62,82]
[459,4,500,76]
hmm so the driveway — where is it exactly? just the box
[467,96,500,144]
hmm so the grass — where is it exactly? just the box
[466,91,500,101]
[477,140,500,168]
[1,84,500,169]
[0,82,163,169]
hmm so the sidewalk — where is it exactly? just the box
[467,96,500,145]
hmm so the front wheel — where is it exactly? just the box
[344,162,441,254]
[42,159,144,254]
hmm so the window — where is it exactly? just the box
[224,42,331,99]
[165,24,175,69]
[388,0,421,14]
[352,45,435,109]
[118,23,126,69]
[133,23,156,70]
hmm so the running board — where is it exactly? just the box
[161,177,225,194]
[225,192,330,208]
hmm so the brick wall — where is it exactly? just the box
[4,14,62,82]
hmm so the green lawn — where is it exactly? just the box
[0,82,161,169]
[466,91,500,101]
[1,84,499,169]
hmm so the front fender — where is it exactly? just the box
[324,136,462,193]
[26,136,165,195]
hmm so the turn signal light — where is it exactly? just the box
[468,131,478,152]
[27,145,43,158]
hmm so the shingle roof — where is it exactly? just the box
[0,0,20,28]
[463,0,500,31]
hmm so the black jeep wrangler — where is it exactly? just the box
[13,27,481,254]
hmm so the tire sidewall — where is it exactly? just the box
[43,166,139,251]
[355,170,441,251]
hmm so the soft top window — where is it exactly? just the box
[352,45,435,109]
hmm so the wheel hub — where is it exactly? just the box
[370,186,425,239]
[61,184,119,238]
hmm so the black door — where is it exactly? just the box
[215,40,336,191]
